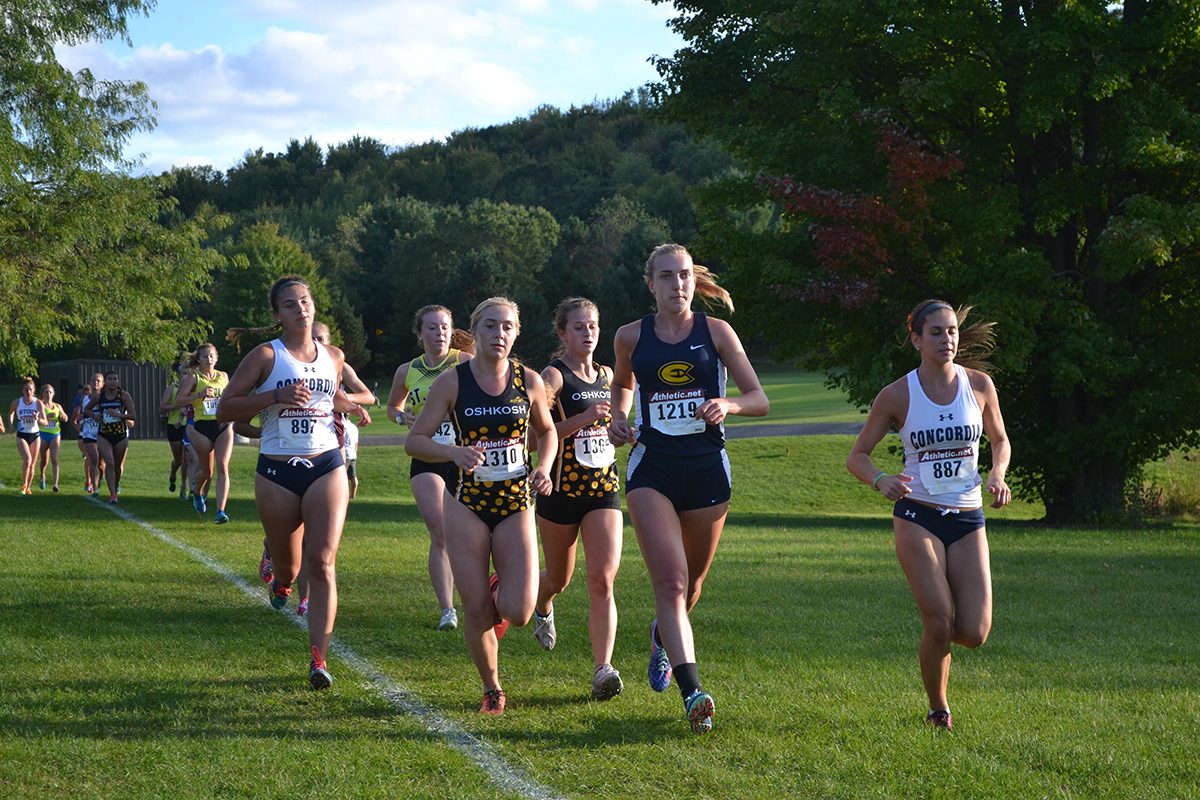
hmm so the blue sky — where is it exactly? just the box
[60,0,685,173]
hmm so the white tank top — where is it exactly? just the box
[16,397,40,434]
[899,365,983,507]
[257,339,341,456]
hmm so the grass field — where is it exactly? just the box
[1,435,1197,799]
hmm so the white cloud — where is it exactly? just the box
[58,0,682,171]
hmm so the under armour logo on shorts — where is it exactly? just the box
[905,510,917,519]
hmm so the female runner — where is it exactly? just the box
[36,384,67,492]
[405,297,557,715]
[159,358,189,498]
[609,243,769,734]
[72,373,105,494]
[86,370,136,504]
[532,297,626,701]
[217,276,366,689]
[387,305,471,630]
[177,343,234,523]
[10,379,48,495]
[846,299,1011,731]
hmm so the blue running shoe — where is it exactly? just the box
[193,494,207,514]
[214,510,229,524]
[684,689,715,734]
[648,620,672,692]
[269,579,291,609]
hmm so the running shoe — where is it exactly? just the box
[591,663,624,701]
[258,549,274,584]
[438,607,458,631]
[647,620,672,692]
[926,710,953,731]
[52,485,59,493]
[269,579,291,609]
[39,477,46,490]
[296,597,309,617]
[109,494,118,505]
[489,573,508,640]
[193,494,206,514]
[532,607,556,650]
[684,689,715,734]
[309,646,332,690]
[214,510,229,524]
[85,482,93,494]
[479,688,506,715]
[169,477,176,493]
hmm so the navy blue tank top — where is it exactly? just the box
[631,312,726,456]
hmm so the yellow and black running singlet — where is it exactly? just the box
[547,359,618,498]
[405,349,461,445]
[450,359,533,518]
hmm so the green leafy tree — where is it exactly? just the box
[1,0,219,375]
[652,0,1200,522]
[212,222,337,354]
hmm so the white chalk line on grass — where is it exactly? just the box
[96,499,564,800]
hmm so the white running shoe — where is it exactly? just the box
[438,607,458,631]
[533,607,556,650]
[591,663,623,701]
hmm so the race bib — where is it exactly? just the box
[278,407,329,452]
[202,397,220,416]
[648,389,705,437]
[574,426,615,469]
[473,438,527,483]
[432,420,455,446]
[918,446,977,495]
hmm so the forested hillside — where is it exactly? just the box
[160,92,736,371]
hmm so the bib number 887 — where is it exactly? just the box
[931,460,962,479]
[291,419,314,435]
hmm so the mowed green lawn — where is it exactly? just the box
[1,436,1197,799]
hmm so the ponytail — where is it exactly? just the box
[906,298,996,373]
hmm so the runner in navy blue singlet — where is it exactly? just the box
[609,244,769,735]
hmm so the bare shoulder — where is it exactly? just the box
[614,320,641,347]
[965,368,997,395]
[540,363,563,392]
[874,376,909,415]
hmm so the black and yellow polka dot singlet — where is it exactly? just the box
[450,359,533,519]
[547,359,619,499]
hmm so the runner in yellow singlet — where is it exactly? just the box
[387,304,472,630]
[36,384,67,492]
[177,343,234,523]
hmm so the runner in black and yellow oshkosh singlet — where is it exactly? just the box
[405,297,557,717]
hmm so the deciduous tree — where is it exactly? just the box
[652,0,1200,522]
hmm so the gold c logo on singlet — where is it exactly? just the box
[658,361,695,386]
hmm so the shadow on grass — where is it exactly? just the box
[0,678,442,743]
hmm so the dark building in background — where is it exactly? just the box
[39,360,171,440]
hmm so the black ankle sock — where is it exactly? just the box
[675,663,700,699]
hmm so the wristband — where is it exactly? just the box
[870,471,887,490]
